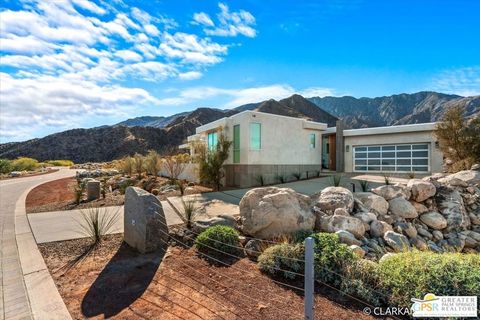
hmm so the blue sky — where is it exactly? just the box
[0,0,479,142]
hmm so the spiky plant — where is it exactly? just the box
[77,206,120,245]
[182,198,198,229]
[275,174,287,184]
[359,180,370,192]
[255,174,265,186]
[330,174,342,187]
[292,172,302,181]
[176,179,186,196]
[407,171,416,179]
[383,172,391,185]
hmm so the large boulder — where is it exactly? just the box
[439,170,480,185]
[370,220,393,237]
[124,187,168,253]
[407,179,436,202]
[384,231,410,252]
[335,230,362,246]
[419,212,448,230]
[313,187,354,214]
[371,185,411,201]
[239,187,315,239]
[388,197,418,219]
[354,192,389,215]
[435,186,471,230]
[319,215,365,238]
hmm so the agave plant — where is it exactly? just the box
[182,198,198,229]
[330,174,342,187]
[292,172,302,181]
[255,174,265,186]
[359,180,370,192]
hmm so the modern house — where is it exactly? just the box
[183,110,443,187]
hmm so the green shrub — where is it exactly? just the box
[195,226,241,258]
[0,159,13,174]
[310,233,358,286]
[118,179,134,195]
[45,160,74,166]
[379,251,480,308]
[12,157,39,171]
[257,243,305,279]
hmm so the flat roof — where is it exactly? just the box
[343,122,437,136]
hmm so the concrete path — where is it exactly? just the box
[0,168,77,320]
[27,201,183,244]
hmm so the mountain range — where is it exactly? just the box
[1,91,478,163]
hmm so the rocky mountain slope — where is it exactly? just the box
[1,92,478,162]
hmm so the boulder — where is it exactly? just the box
[371,185,410,201]
[407,179,436,202]
[435,186,471,229]
[354,192,389,215]
[420,212,448,230]
[384,231,410,252]
[319,215,365,238]
[244,239,262,260]
[471,164,480,171]
[349,245,366,258]
[335,230,362,246]
[239,187,315,239]
[193,215,237,233]
[86,180,101,201]
[370,220,393,238]
[432,230,444,241]
[388,197,418,219]
[439,170,480,185]
[124,187,168,253]
[395,222,417,238]
[379,252,396,263]
[313,187,354,214]
[353,211,377,224]
[410,237,428,251]
[333,208,350,216]
[410,201,429,214]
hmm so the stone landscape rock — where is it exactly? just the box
[333,208,350,216]
[439,170,480,185]
[435,186,471,230]
[409,201,429,214]
[384,231,410,252]
[193,215,237,233]
[244,239,262,260]
[353,211,377,224]
[86,180,101,201]
[320,215,365,238]
[410,237,428,251]
[354,192,389,215]
[239,187,315,239]
[420,212,448,230]
[407,179,436,202]
[471,164,480,171]
[388,197,418,219]
[313,187,354,214]
[371,185,410,200]
[370,220,393,237]
[349,245,366,258]
[335,230,362,246]
[124,187,168,253]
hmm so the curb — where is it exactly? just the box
[14,179,72,319]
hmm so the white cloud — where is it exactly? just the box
[114,49,143,62]
[178,71,203,80]
[192,12,214,27]
[193,3,257,38]
[71,0,106,15]
[0,72,158,141]
[144,24,160,36]
[298,87,336,98]
[0,35,57,54]
[430,66,480,97]
[157,84,336,107]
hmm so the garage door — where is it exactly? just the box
[353,143,429,172]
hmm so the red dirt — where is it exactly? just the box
[39,235,384,320]
[26,177,76,210]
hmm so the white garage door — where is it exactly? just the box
[353,143,429,172]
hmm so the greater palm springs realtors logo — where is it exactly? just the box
[411,293,478,317]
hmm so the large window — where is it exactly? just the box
[353,144,429,172]
[233,125,240,163]
[309,133,316,148]
[250,123,261,150]
[207,131,218,151]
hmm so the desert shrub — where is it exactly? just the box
[382,172,391,185]
[275,174,286,184]
[144,150,162,176]
[292,172,302,180]
[255,174,265,186]
[133,153,145,176]
[378,251,480,308]
[162,151,189,181]
[182,198,198,228]
[45,160,74,167]
[176,179,186,195]
[118,156,135,176]
[77,206,120,245]
[73,180,86,205]
[0,159,13,174]
[257,243,305,279]
[330,174,342,187]
[12,157,38,171]
[310,232,358,286]
[407,171,416,179]
[118,179,134,195]
[195,226,241,258]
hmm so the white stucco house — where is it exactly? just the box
[182,110,443,187]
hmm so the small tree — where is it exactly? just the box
[162,150,189,182]
[144,150,162,176]
[435,105,480,171]
[195,133,232,191]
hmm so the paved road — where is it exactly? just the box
[0,169,77,320]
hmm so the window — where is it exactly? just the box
[309,133,316,148]
[353,144,429,172]
[207,132,218,151]
[233,125,240,163]
[250,123,261,150]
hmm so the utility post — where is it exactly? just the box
[304,237,315,320]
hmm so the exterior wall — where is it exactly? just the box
[159,163,199,183]
[224,164,322,188]
[344,131,443,173]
